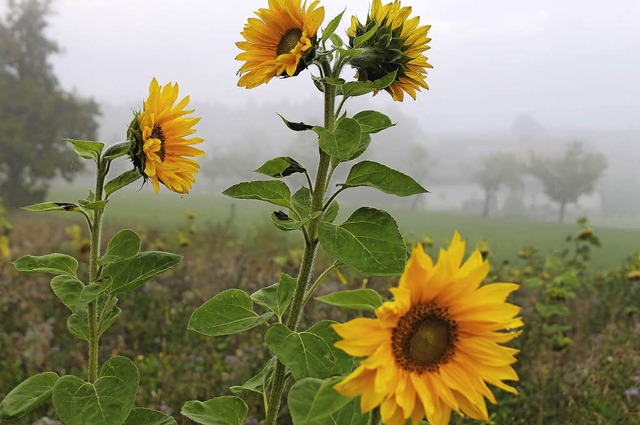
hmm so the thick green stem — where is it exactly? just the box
[264,60,337,425]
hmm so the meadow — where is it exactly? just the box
[1,187,639,424]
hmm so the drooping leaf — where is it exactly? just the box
[251,273,297,320]
[181,397,248,425]
[52,356,139,425]
[188,289,273,337]
[318,207,407,276]
[102,251,182,294]
[223,181,292,208]
[254,157,306,178]
[0,372,59,419]
[316,289,383,311]
[123,408,177,425]
[353,110,394,134]
[104,169,143,198]
[13,253,78,277]
[98,229,142,265]
[265,321,353,380]
[340,161,428,196]
[66,138,104,163]
[50,275,111,311]
[277,114,314,131]
[230,357,277,395]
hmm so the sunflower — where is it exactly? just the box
[348,0,432,101]
[128,78,203,194]
[333,232,523,425]
[236,0,325,89]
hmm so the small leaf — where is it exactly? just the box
[353,110,394,134]
[0,372,59,419]
[321,10,345,43]
[271,210,321,232]
[340,161,428,196]
[254,157,306,178]
[98,229,142,265]
[353,22,379,48]
[323,200,339,224]
[277,114,314,131]
[22,202,80,213]
[316,289,383,311]
[52,356,139,425]
[230,357,276,395]
[181,397,248,425]
[223,181,292,208]
[288,377,356,425]
[342,70,397,98]
[66,138,104,163]
[104,169,143,198]
[67,295,120,341]
[13,253,78,277]
[318,207,407,276]
[102,141,132,161]
[265,321,353,380]
[123,408,177,425]
[188,289,273,337]
[315,118,362,161]
[330,33,344,48]
[251,273,297,319]
[102,251,182,294]
[50,275,111,311]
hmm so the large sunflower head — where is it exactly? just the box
[348,0,432,101]
[333,232,523,425]
[128,78,204,194]
[236,0,325,89]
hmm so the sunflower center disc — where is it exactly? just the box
[150,123,166,161]
[277,28,303,56]
[409,319,450,365]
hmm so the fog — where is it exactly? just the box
[4,0,640,226]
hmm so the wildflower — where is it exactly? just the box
[236,0,325,89]
[348,0,432,101]
[576,227,594,241]
[0,235,9,259]
[128,78,204,194]
[626,270,640,281]
[333,232,523,425]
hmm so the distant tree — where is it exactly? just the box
[474,152,523,217]
[0,0,99,208]
[528,142,607,223]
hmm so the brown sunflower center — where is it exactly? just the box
[391,303,458,374]
[150,123,166,161]
[276,28,303,56]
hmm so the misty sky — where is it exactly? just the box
[5,0,640,133]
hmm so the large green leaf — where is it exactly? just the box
[104,169,142,198]
[352,110,394,134]
[52,356,139,425]
[0,372,59,419]
[66,138,104,163]
[230,356,276,395]
[188,289,273,336]
[223,181,292,208]
[251,273,297,320]
[265,321,352,380]
[315,118,362,161]
[123,408,177,425]
[318,207,407,276]
[102,251,182,294]
[181,397,248,425]
[50,275,111,311]
[13,253,78,277]
[98,229,142,265]
[315,289,383,312]
[340,161,428,196]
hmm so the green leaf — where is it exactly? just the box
[104,169,143,198]
[292,187,312,219]
[321,10,345,43]
[67,295,120,341]
[22,201,81,213]
[315,118,362,161]
[98,229,142,265]
[340,161,428,196]
[77,199,108,212]
[50,275,111,311]
[341,70,397,98]
[102,251,182,294]
[353,110,394,134]
[323,200,339,224]
[251,273,297,320]
[318,207,407,276]
[271,210,321,232]
[353,22,379,48]
[123,408,177,425]
[0,372,59,419]
[277,114,314,131]
[188,289,273,337]
[316,289,383,311]
[66,138,104,163]
[181,397,248,425]
[223,181,292,208]
[265,321,353,380]
[230,357,276,395]
[13,253,78,277]
[254,157,306,178]
[330,33,344,48]
[52,356,139,425]
[102,141,132,161]
[288,377,363,425]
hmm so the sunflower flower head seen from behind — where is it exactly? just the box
[333,232,523,425]
[236,0,325,89]
[128,78,204,194]
[348,0,432,101]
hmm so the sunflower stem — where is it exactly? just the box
[264,58,337,425]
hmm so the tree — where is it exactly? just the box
[528,142,607,223]
[474,151,523,217]
[0,0,99,208]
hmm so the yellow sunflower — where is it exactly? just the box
[348,0,432,101]
[236,0,325,89]
[129,78,203,194]
[333,232,523,425]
